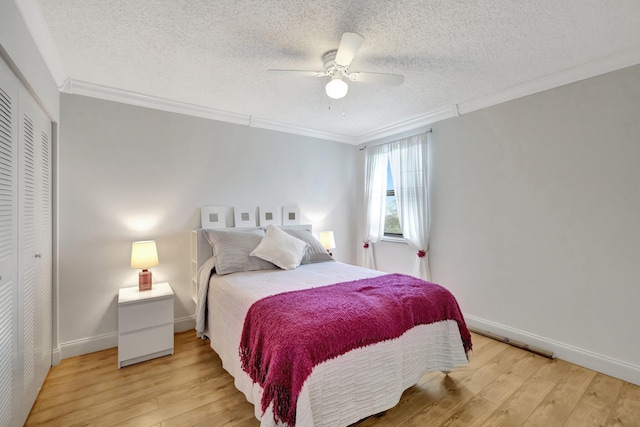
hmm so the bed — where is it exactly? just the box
[194,225,471,427]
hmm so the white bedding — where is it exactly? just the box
[198,262,468,427]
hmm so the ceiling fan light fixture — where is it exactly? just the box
[325,76,348,99]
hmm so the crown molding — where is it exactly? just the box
[65,79,251,126]
[354,106,457,144]
[64,79,357,142]
[13,0,67,87]
[357,46,640,143]
[457,47,640,115]
[249,116,355,144]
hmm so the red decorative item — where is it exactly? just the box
[138,269,152,291]
[417,250,426,258]
[363,242,369,249]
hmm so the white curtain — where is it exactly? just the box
[362,143,389,269]
[388,133,431,280]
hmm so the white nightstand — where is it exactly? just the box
[118,282,174,368]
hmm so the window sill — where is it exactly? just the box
[381,235,406,243]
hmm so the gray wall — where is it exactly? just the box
[360,64,640,384]
[58,94,358,357]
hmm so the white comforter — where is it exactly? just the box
[198,262,468,427]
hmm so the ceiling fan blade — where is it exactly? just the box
[349,71,404,86]
[334,32,365,67]
[266,69,326,77]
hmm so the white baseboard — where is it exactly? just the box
[464,314,640,386]
[174,315,196,333]
[51,348,61,366]
[58,316,197,360]
[59,331,118,360]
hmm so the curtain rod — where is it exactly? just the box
[358,128,432,151]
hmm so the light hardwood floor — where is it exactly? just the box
[26,331,639,427]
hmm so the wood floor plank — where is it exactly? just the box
[401,345,524,426]
[155,373,231,408]
[402,382,476,427]
[44,347,118,380]
[454,345,526,396]
[162,393,258,427]
[478,352,549,406]
[85,386,227,427]
[24,331,640,427]
[478,353,561,427]
[606,381,640,426]
[522,364,597,426]
[353,374,458,426]
[28,358,227,426]
[78,398,160,427]
[564,373,623,427]
[440,395,498,427]
[28,374,158,422]
[30,357,215,422]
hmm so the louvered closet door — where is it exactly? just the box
[18,87,52,422]
[0,57,19,427]
[34,102,51,388]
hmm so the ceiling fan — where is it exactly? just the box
[266,32,404,100]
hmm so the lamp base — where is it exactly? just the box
[139,270,152,291]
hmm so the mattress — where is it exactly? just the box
[201,262,468,426]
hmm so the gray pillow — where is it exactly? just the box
[204,228,277,275]
[283,229,335,264]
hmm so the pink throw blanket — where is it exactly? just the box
[239,273,472,426]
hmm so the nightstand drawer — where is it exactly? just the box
[118,298,173,333]
[118,323,174,362]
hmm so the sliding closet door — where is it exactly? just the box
[18,87,52,422]
[0,57,19,427]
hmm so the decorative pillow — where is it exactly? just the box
[283,229,335,264]
[205,228,277,275]
[250,225,308,270]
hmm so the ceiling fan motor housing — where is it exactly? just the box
[323,50,340,75]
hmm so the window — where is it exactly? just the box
[384,162,402,236]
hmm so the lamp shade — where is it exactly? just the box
[325,77,348,99]
[130,240,159,269]
[319,231,336,250]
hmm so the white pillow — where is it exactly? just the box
[250,225,308,270]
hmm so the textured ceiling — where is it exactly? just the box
[36,0,640,140]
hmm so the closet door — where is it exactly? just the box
[0,55,52,427]
[0,59,19,427]
[34,101,51,389]
[18,87,52,422]
[30,94,52,391]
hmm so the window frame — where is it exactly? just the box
[384,164,404,238]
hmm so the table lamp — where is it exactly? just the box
[131,240,159,291]
[319,231,336,257]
